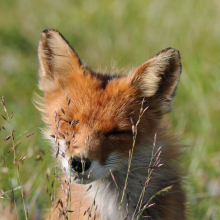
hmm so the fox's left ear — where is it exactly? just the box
[129,48,181,113]
[38,29,82,92]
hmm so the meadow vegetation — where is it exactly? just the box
[0,0,220,219]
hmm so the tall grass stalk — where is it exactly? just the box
[136,185,172,220]
[87,178,102,220]
[0,137,19,220]
[117,98,148,220]
[1,96,28,220]
[133,133,157,218]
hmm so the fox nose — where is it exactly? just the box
[71,157,91,173]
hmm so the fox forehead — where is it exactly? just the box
[44,73,139,134]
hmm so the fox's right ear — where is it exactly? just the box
[38,29,82,92]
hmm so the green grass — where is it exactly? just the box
[0,0,220,219]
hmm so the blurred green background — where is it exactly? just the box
[0,0,220,219]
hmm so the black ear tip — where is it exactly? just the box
[42,29,58,33]
[41,29,60,39]
[42,29,51,33]
[159,47,180,56]
[170,48,180,59]
[160,47,182,75]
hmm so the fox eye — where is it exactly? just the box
[106,130,132,137]
[62,120,71,124]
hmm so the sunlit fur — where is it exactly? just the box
[36,29,186,220]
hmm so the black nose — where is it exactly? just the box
[71,157,91,173]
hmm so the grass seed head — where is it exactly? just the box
[1,114,7,121]
[10,111,14,119]
[56,145,60,158]
[7,147,14,153]
[4,134,11,141]
[0,125,6,131]
[1,96,5,105]
[86,184,92,192]
[25,132,35,138]
[88,167,94,179]
[18,156,26,163]
[61,107,65,115]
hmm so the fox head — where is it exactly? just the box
[36,29,181,184]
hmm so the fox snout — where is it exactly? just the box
[70,156,91,173]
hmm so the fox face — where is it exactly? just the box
[37,29,181,186]
[37,30,187,220]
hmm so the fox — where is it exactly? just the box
[36,29,186,220]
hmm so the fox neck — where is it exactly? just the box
[88,145,160,220]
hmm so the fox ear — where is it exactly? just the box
[129,48,181,113]
[38,29,82,92]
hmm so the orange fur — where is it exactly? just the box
[37,29,186,220]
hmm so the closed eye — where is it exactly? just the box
[62,119,71,124]
[105,129,132,137]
